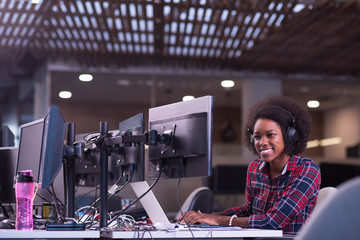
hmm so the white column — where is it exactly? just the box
[241,78,282,163]
[34,61,50,119]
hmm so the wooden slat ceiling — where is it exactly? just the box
[0,0,359,77]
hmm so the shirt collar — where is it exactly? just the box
[258,155,297,175]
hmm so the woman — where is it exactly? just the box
[180,95,321,234]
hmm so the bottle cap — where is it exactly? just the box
[16,170,34,183]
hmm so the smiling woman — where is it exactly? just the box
[179,94,321,235]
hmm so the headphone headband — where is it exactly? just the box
[248,107,299,145]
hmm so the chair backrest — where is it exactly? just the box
[315,186,337,209]
[295,176,360,240]
[175,186,214,220]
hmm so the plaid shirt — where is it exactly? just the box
[225,155,321,234]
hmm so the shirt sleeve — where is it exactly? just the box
[248,161,321,230]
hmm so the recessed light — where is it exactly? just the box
[59,91,72,99]
[300,86,310,93]
[221,80,235,88]
[182,95,195,101]
[307,100,320,108]
[79,74,93,82]
[116,79,130,86]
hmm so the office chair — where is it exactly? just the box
[175,187,214,220]
[295,176,360,240]
[315,186,337,209]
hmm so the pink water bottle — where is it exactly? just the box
[15,170,35,230]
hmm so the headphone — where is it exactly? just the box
[248,108,299,145]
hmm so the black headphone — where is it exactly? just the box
[285,110,299,145]
[248,109,299,145]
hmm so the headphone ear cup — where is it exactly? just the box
[287,126,299,144]
[250,134,254,145]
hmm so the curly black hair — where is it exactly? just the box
[244,94,311,156]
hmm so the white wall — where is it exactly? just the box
[324,103,360,159]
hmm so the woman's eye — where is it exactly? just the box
[254,136,261,140]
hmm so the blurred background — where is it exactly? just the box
[1,0,360,213]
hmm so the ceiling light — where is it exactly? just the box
[307,100,320,108]
[79,74,93,82]
[116,79,130,86]
[221,80,235,88]
[32,0,40,4]
[59,91,72,99]
[182,95,195,101]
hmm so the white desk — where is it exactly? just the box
[101,228,283,239]
[0,228,283,239]
[0,229,100,239]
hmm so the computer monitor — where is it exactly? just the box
[117,113,145,184]
[147,96,213,180]
[74,130,121,187]
[1,126,15,147]
[0,147,17,204]
[74,113,145,186]
[211,165,247,194]
[15,105,66,189]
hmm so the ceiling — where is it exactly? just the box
[1,0,360,111]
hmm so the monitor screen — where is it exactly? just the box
[147,96,213,179]
[15,105,66,189]
[211,165,247,194]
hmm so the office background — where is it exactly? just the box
[1,0,360,213]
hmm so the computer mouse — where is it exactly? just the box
[0,219,15,229]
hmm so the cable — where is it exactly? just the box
[74,186,97,206]
[0,200,9,219]
[85,166,133,228]
[46,189,66,211]
[107,160,164,227]
[79,165,132,228]
[51,184,66,223]
[108,166,133,200]
[175,157,184,222]
[175,157,195,239]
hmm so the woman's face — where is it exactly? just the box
[253,118,286,162]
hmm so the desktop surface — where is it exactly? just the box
[101,227,283,239]
[0,227,283,239]
[0,229,100,239]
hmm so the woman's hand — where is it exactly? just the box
[178,211,221,225]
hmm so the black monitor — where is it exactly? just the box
[74,113,145,186]
[117,113,145,184]
[0,147,17,204]
[211,165,247,194]
[147,96,213,180]
[74,130,121,187]
[1,126,15,147]
[15,105,66,189]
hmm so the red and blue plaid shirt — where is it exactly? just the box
[225,155,321,234]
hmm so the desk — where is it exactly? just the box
[0,229,100,239]
[0,228,282,239]
[101,228,283,239]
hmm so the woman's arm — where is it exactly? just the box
[178,211,250,228]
